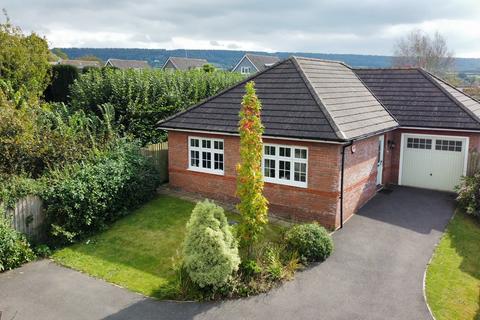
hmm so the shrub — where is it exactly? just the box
[41,139,160,243]
[0,212,35,272]
[69,68,244,145]
[183,200,240,289]
[285,223,334,263]
[456,173,480,218]
[44,64,80,103]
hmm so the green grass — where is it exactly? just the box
[52,195,284,299]
[425,211,480,320]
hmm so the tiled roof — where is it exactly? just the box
[163,57,208,70]
[57,60,101,68]
[106,59,150,69]
[159,56,399,141]
[354,68,480,130]
[245,54,281,71]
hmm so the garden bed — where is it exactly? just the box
[52,195,285,300]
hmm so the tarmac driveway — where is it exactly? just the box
[0,186,455,320]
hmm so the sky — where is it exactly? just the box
[3,0,480,58]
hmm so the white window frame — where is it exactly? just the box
[262,143,308,188]
[188,136,224,175]
[240,66,251,74]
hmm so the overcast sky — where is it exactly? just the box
[3,0,480,57]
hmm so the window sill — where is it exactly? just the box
[264,178,307,189]
[188,167,224,176]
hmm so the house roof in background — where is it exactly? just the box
[105,58,150,69]
[242,54,281,72]
[163,57,208,70]
[56,59,101,69]
[354,68,480,130]
[159,56,399,141]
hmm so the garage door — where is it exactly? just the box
[400,134,468,191]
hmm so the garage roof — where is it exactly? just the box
[158,56,399,141]
[354,68,480,130]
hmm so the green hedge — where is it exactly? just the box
[41,139,160,244]
[44,64,80,103]
[69,68,244,145]
[0,212,35,272]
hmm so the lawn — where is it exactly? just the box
[425,211,480,320]
[52,195,284,299]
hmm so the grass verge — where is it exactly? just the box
[425,211,480,320]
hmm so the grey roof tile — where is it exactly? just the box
[354,68,480,130]
[163,57,208,70]
[158,57,400,141]
[105,59,150,69]
[245,54,281,71]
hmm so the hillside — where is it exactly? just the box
[59,48,480,72]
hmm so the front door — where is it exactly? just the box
[376,135,385,186]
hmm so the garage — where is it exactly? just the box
[399,133,469,192]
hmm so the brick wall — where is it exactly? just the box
[338,135,382,226]
[168,131,342,228]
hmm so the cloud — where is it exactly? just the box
[2,0,480,57]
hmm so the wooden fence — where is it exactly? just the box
[140,141,169,183]
[467,149,480,176]
[2,195,45,241]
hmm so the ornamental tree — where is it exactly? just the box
[236,81,269,254]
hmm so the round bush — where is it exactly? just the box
[183,200,240,289]
[0,213,35,272]
[285,223,333,263]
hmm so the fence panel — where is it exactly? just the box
[467,149,480,176]
[141,142,169,183]
[2,195,45,241]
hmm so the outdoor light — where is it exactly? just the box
[388,140,396,149]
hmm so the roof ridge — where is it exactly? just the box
[353,67,421,71]
[290,56,347,140]
[292,55,351,68]
[418,69,480,124]
[157,58,290,127]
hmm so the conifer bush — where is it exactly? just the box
[183,200,240,289]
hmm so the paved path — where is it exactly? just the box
[0,186,454,320]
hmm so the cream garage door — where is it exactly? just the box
[400,134,468,192]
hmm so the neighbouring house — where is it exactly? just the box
[231,53,281,75]
[105,58,151,70]
[54,59,102,69]
[162,57,209,71]
[158,56,480,229]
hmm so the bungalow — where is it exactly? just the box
[105,59,151,70]
[158,56,480,229]
[232,54,280,75]
[162,57,209,71]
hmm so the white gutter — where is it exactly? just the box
[399,126,480,133]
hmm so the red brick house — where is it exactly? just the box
[158,57,480,229]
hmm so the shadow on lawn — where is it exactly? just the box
[448,213,480,320]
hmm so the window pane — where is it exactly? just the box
[214,153,223,170]
[279,161,291,180]
[202,152,211,168]
[190,150,199,167]
[294,162,306,182]
[295,148,307,159]
[279,147,291,157]
[264,159,275,178]
[202,140,211,149]
[408,138,431,149]
[214,141,223,150]
[264,145,275,156]
[190,138,199,147]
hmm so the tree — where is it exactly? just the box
[393,30,454,76]
[236,81,269,255]
[202,64,216,73]
[464,87,480,100]
[44,64,80,102]
[0,10,51,101]
[51,48,68,60]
